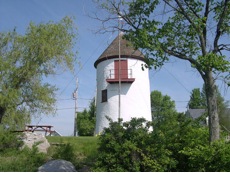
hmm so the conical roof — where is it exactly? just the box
[94,33,145,68]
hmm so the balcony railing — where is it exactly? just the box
[106,69,135,84]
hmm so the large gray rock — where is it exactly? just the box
[38,159,76,172]
[21,132,50,153]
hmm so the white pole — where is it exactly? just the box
[118,14,121,121]
[73,78,78,136]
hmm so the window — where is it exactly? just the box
[102,89,107,102]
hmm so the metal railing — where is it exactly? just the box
[107,69,133,79]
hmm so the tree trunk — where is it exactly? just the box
[205,71,220,142]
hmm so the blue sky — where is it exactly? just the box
[0,0,229,136]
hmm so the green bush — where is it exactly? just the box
[47,136,99,170]
[52,143,75,162]
[180,140,230,171]
[0,127,23,153]
[0,130,47,172]
[0,147,47,172]
[94,117,164,172]
[94,115,230,172]
[51,143,83,169]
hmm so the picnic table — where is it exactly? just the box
[25,125,54,136]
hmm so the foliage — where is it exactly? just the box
[94,113,230,171]
[94,115,215,172]
[94,117,157,172]
[0,128,47,172]
[47,136,98,170]
[52,143,75,163]
[0,146,47,172]
[77,98,96,136]
[188,85,228,110]
[0,126,23,153]
[188,88,206,109]
[188,86,230,131]
[0,16,77,127]
[151,90,176,120]
[95,0,230,142]
[180,140,230,172]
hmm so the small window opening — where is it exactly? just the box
[102,89,107,102]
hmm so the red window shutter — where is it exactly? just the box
[114,60,128,79]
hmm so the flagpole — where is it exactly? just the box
[118,14,121,122]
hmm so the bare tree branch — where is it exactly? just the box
[162,46,206,79]
[213,0,229,53]
[164,0,207,56]
[203,0,210,46]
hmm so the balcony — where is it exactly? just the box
[106,69,135,84]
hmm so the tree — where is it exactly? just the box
[151,90,176,117]
[77,98,96,136]
[188,86,230,131]
[150,90,177,131]
[188,88,206,109]
[95,0,230,142]
[0,17,77,128]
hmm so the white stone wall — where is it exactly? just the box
[95,58,152,135]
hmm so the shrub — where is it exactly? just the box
[0,142,47,172]
[93,118,168,172]
[0,126,23,152]
[0,127,47,171]
[52,143,75,162]
[180,140,230,171]
[94,114,230,172]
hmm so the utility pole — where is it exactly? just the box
[73,79,78,136]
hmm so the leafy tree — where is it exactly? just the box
[77,98,96,136]
[95,0,230,142]
[150,90,179,134]
[188,88,206,109]
[0,17,77,128]
[151,90,176,119]
[188,86,230,131]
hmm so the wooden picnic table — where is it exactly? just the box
[25,125,54,136]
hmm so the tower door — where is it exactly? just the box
[114,60,128,79]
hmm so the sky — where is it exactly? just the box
[0,0,229,136]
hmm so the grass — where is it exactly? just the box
[46,136,99,170]
[0,135,99,172]
[0,147,47,172]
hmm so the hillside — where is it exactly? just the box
[47,136,99,171]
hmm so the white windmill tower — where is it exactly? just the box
[94,33,152,135]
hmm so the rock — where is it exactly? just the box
[38,159,76,172]
[21,132,50,153]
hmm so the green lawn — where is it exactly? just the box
[47,136,99,170]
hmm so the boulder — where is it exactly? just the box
[21,132,50,153]
[38,159,76,172]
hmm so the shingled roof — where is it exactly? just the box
[94,33,145,68]
[186,109,206,119]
